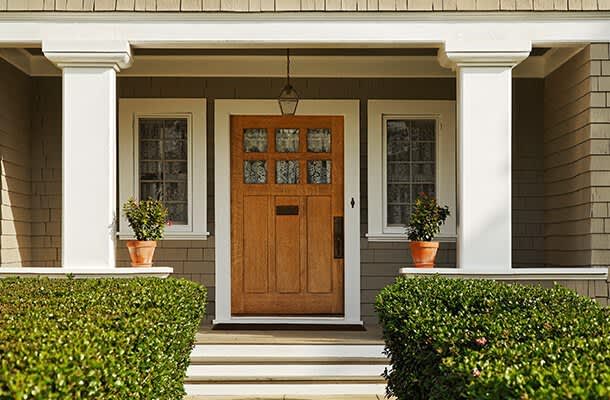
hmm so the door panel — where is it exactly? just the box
[231,115,344,316]
[243,195,269,294]
[307,196,333,294]
[275,196,302,294]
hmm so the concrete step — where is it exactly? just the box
[184,383,389,397]
[185,343,389,397]
[190,344,387,363]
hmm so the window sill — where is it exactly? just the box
[365,233,457,243]
[399,267,608,281]
[117,232,210,241]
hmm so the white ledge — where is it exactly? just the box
[117,232,210,241]
[399,267,608,281]
[365,233,456,243]
[0,267,173,279]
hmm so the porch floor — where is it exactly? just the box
[195,325,384,345]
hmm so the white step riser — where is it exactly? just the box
[187,363,386,379]
[190,344,386,360]
[184,383,387,397]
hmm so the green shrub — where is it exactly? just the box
[406,193,449,241]
[123,197,169,240]
[0,277,206,400]
[375,276,610,400]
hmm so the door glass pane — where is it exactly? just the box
[307,160,331,184]
[386,119,436,226]
[244,128,268,152]
[275,128,300,152]
[244,160,267,184]
[276,160,300,184]
[307,128,331,152]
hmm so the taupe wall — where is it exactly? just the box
[543,44,610,268]
[30,78,62,266]
[0,59,32,267]
[513,79,546,267]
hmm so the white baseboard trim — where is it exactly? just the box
[0,267,173,278]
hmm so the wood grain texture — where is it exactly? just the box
[231,115,344,315]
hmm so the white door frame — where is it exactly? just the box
[213,100,361,325]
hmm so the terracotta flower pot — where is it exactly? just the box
[126,240,157,267]
[409,241,440,268]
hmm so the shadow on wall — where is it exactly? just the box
[0,58,34,267]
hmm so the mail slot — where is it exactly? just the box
[276,205,299,215]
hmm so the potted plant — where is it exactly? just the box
[406,193,450,268]
[122,197,169,267]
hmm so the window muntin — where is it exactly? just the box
[385,118,437,228]
[138,118,189,225]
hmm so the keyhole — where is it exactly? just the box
[350,198,355,208]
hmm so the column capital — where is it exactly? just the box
[43,40,132,71]
[438,39,532,70]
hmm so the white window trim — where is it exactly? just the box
[213,99,361,326]
[367,100,456,242]
[118,98,209,240]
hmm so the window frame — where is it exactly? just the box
[367,100,456,242]
[118,98,208,240]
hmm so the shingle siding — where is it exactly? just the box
[543,44,610,268]
[2,0,610,10]
[0,59,32,267]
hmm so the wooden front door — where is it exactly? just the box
[231,115,344,315]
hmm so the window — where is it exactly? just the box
[385,118,436,227]
[119,99,208,239]
[367,101,456,241]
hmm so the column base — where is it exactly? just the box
[0,267,173,278]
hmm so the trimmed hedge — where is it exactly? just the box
[376,276,610,400]
[0,277,206,399]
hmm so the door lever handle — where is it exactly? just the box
[334,216,344,259]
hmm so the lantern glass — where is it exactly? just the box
[278,84,299,115]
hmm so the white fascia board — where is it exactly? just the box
[1,14,610,47]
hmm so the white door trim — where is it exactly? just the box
[213,99,361,325]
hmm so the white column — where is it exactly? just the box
[439,41,530,272]
[43,41,132,269]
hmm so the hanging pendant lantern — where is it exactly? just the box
[278,49,299,115]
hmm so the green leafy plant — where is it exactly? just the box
[0,277,207,400]
[406,193,449,241]
[375,276,610,400]
[122,197,169,241]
